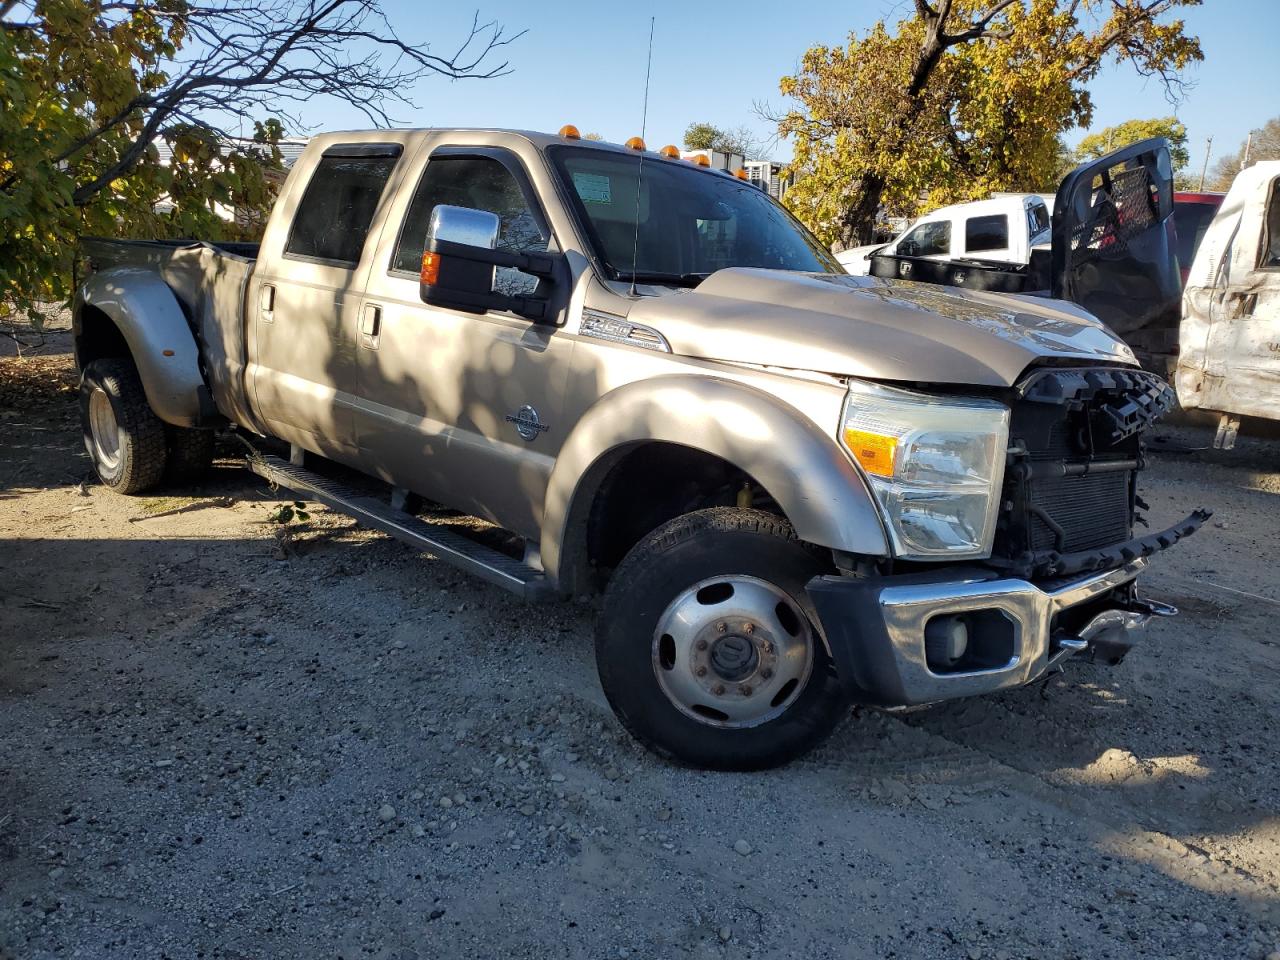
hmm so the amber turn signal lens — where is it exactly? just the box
[559,124,581,139]
[659,144,680,158]
[624,136,646,151]
[421,251,441,285]
[842,428,897,477]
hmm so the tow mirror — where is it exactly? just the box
[420,204,566,322]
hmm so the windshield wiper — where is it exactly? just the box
[612,270,710,288]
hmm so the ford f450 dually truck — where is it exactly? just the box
[74,127,1207,769]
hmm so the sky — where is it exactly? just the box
[288,0,1279,175]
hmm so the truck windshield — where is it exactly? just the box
[549,146,840,284]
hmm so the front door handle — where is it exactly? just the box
[259,283,275,323]
[360,303,382,349]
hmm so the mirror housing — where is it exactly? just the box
[419,204,566,322]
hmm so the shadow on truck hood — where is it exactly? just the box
[626,269,1137,387]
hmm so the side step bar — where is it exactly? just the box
[247,454,555,601]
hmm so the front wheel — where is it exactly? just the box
[595,508,848,771]
[79,358,167,494]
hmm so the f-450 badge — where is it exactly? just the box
[506,405,550,441]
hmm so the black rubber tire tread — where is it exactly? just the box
[164,426,216,485]
[596,507,848,771]
[79,358,167,494]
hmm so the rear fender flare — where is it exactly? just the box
[541,375,889,589]
[75,267,207,427]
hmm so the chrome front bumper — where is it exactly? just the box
[807,559,1173,706]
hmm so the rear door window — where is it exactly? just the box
[1027,202,1051,242]
[964,214,1009,254]
[897,220,951,257]
[285,149,400,265]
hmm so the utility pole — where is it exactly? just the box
[1242,130,1255,171]
[1198,136,1213,191]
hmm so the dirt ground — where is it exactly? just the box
[2,329,1280,960]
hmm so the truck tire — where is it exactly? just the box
[164,426,215,484]
[596,508,848,770]
[79,358,167,494]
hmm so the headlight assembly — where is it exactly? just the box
[839,380,1009,559]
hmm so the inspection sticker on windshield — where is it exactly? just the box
[572,172,612,204]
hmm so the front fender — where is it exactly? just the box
[541,375,889,586]
[76,267,207,427]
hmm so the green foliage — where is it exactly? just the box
[1076,116,1189,172]
[681,121,757,158]
[1206,116,1280,192]
[777,1,1203,247]
[683,122,721,151]
[0,2,284,328]
[269,501,311,524]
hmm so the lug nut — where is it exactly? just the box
[738,684,753,696]
[695,666,707,677]
[717,622,727,633]
[695,638,708,651]
[743,622,755,635]
[712,683,725,696]
[762,641,774,654]
[761,668,773,680]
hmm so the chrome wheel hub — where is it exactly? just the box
[88,388,121,470]
[652,575,814,728]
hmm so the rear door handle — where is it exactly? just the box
[360,303,382,349]
[259,283,275,323]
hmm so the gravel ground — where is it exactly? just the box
[2,339,1279,960]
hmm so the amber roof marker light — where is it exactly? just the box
[659,144,680,159]
[420,250,441,286]
[558,124,581,139]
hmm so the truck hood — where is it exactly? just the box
[626,269,1137,387]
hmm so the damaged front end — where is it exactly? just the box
[808,365,1208,708]
[989,365,1209,580]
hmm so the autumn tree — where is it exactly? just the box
[1076,116,1189,171]
[0,1,518,326]
[682,121,761,158]
[1205,116,1280,191]
[775,0,1202,248]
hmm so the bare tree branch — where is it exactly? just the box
[2,0,523,206]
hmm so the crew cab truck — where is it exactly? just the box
[74,127,1207,770]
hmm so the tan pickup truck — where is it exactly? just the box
[74,127,1207,769]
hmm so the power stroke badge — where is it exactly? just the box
[506,405,550,441]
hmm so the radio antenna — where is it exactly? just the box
[628,16,655,299]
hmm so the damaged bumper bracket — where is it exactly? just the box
[988,508,1212,579]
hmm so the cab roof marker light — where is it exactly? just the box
[559,124,581,139]
[659,145,680,159]
[624,136,646,151]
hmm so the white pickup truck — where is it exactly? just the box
[837,194,1053,276]
[1175,160,1280,446]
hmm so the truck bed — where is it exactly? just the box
[81,238,259,430]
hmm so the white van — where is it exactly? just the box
[837,194,1053,275]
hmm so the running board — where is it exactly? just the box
[247,454,554,601]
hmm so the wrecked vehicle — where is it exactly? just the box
[1175,161,1280,448]
[74,127,1206,770]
